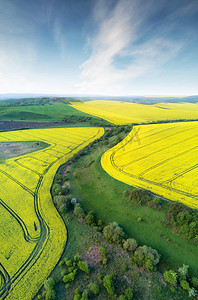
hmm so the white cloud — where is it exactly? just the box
[77,0,187,95]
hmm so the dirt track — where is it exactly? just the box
[0,121,66,132]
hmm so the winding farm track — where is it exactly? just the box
[0,127,104,299]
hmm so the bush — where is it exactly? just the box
[59,204,68,214]
[66,260,72,267]
[119,296,127,300]
[89,283,99,295]
[75,288,81,295]
[124,287,133,299]
[54,195,68,206]
[128,189,151,205]
[63,269,77,283]
[46,289,56,300]
[100,246,107,257]
[74,254,82,262]
[74,203,85,218]
[85,211,95,225]
[81,289,89,300]
[180,280,190,291]
[59,260,64,267]
[178,264,189,280]
[134,245,160,270]
[78,261,90,274]
[163,270,177,286]
[73,295,81,300]
[65,283,70,289]
[97,272,102,283]
[103,222,125,243]
[123,238,138,252]
[188,287,197,298]
[103,274,115,295]
[191,277,198,289]
[103,258,107,266]
[44,278,55,290]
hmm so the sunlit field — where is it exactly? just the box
[72,100,198,125]
[0,127,104,299]
[101,121,198,209]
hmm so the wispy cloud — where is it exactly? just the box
[77,0,194,95]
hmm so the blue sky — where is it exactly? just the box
[0,0,198,96]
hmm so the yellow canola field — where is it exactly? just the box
[101,121,198,209]
[72,100,198,125]
[0,127,104,300]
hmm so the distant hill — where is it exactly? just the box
[0,93,198,103]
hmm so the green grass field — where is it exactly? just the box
[0,102,111,123]
[69,140,198,277]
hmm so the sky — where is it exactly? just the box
[0,0,198,96]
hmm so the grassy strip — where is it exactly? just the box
[68,134,198,277]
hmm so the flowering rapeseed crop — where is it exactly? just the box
[0,127,104,299]
[101,122,198,209]
[72,100,198,125]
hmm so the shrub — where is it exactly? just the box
[134,245,160,270]
[63,269,77,283]
[191,277,198,289]
[78,261,90,274]
[54,195,68,206]
[103,258,107,266]
[61,269,67,277]
[188,287,197,298]
[97,272,102,283]
[81,289,89,300]
[66,260,72,267]
[103,274,115,295]
[101,246,107,257]
[119,296,127,300]
[59,204,68,214]
[163,270,177,286]
[103,222,125,243]
[180,280,190,291]
[89,283,99,295]
[74,203,85,218]
[85,211,95,225]
[128,189,151,205]
[59,260,64,267]
[124,287,133,299]
[74,254,82,262]
[75,288,81,295]
[44,278,55,290]
[178,264,189,280]
[46,289,56,300]
[73,295,81,300]
[123,238,138,252]
[65,283,70,289]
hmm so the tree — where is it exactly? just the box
[63,269,77,283]
[85,211,95,225]
[74,203,85,218]
[191,277,198,289]
[123,238,138,252]
[178,264,189,280]
[163,270,177,286]
[44,278,55,290]
[46,289,56,300]
[124,287,133,300]
[134,245,160,270]
[103,222,125,243]
[78,261,90,274]
[103,274,115,295]
[89,283,99,295]
[180,280,190,291]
